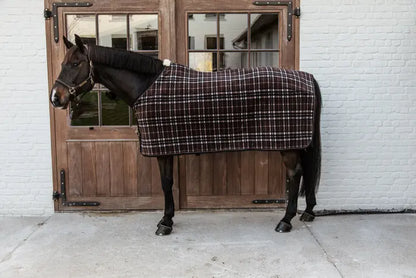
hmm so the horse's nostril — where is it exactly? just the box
[52,95,61,107]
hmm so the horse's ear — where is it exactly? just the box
[74,34,86,54]
[63,36,74,49]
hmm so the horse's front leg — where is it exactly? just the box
[156,155,174,236]
[276,151,302,233]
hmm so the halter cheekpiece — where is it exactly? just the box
[56,59,94,96]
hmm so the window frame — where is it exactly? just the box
[186,11,282,71]
[64,12,160,128]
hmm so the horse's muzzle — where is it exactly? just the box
[50,85,69,109]
[51,91,61,107]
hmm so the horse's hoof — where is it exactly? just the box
[275,221,292,233]
[155,224,173,236]
[300,211,315,222]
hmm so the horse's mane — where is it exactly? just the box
[88,45,163,75]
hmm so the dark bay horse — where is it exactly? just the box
[50,35,321,235]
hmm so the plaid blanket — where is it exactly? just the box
[134,63,316,156]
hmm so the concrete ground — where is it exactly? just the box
[0,211,415,278]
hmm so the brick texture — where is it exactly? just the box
[0,0,415,215]
[300,0,416,211]
[0,0,53,216]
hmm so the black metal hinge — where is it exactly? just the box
[44,2,93,43]
[44,9,53,19]
[53,169,100,207]
[253,1,300,41]
[294,7,301,17]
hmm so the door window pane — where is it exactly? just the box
[220,52,248,70]
[101,91,130,126]
[188,14,217,50]
[219,14,248,50]
[66,13,159,126]
[250,52,279,67]
[70,92,99,126]
[66,14,96,44]
[188,13,280,70]
[250,14,279,49]
[129,15,158,51]
[189,52,215,72]
[98,15,127,49]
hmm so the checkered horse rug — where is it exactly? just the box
[133,63,317,157]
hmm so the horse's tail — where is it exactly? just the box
[299,77,322,196]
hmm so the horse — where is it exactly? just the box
[50,35,322,236]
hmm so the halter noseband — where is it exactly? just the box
[56,60,94,96]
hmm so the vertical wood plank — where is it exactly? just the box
[213,153,226,195]
[151,158,162,195]
[81,142,97,197]
[186,155,200,196]
[268,151,283,195]
[123,142,138,196]
[67,142,82,197]
[254,151,269,195]
[199,154,213,196]
[226,152,241,195]
[95,142,110,197]
[110,142,124,196]
[241,151,255,195]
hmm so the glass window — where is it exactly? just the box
[66,14,96,44]
[188,12,279,71]
[219,14,248,50]
[189,52,215,72]
[220,52,248,70]
[129,14,158,51]
[101,91,130,126]
[98,15,127,49]
[250,14,279,50]
[188,14,217,50]
[70,92,99,126]
[250,52,279,67]
[66,13,159,127]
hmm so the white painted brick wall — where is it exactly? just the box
[300,0,416,210]
[0,0,415,216]
[0,0,53,216]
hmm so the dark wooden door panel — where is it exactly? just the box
[46,0,177,211]
[66,141,163,209]
[46,0,298,210]
[65,140,164,209]
[179,151,286,209]
[176,0,299,208]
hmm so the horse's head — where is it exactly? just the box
[50,35,94,109]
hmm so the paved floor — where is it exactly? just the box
[0,211,415,278]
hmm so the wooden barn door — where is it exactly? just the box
[46,0,299,211]
[45,0,177,210]
[176,0,300,208]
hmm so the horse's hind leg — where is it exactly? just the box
[275,151,302,233]
[156,155,174,236]
[300,181,316,222]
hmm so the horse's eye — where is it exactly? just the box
[72,62,79,67]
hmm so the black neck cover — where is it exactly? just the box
[88,45,164,75]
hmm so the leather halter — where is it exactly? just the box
[55,60,94,96]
